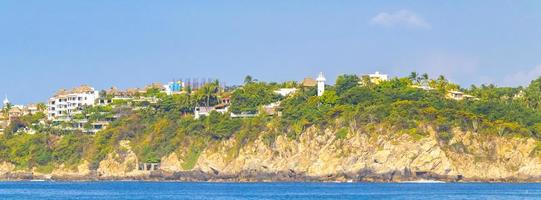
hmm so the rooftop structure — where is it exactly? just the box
[301,77,317,87]
[8,107,23,118]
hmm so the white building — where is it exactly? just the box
[447,91,476,101]
[274,88,298,96]
[194,106,229,119]
[47,85,100,121]
[367,71,389,84]
[25,104,39,115]
[316,72,326,97]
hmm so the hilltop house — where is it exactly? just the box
[8,106,23,118]
[274,88,298,96]
[411,83,434,91]
[368,71,388,84]
[97,87,137,106]
[360,71,389,85]
[25,104,39,115]
[194,105,229,119]
[301,77,317,87]
[194,97,231,119]
[447,91,476,101]
[300,72,326,96]
[164,81,185,95]
[263,102,281,116]
[47,85,100,121]
[514,90,525,100]
[145,83,166,92]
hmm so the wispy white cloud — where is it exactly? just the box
[502,65,541,86]
[370,10,431,29]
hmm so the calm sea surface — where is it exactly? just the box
[0,182,540,200]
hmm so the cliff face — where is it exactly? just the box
[184,126,541,181]
[2,125,541,182]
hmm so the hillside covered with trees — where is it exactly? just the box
[2,73,541,181]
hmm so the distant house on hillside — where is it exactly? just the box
[274,88,298,96]
[514,90,525,100]
[194,97,231,119]
[146,83,166,91]
[98,87,137,106]
[25,104,39,115]
[365,71,389,84]
[447,91,477,101]
[8,107,23,118]
[263,102,281,116]
[301,77,317,87]
[164,81,185,95]
[301,72,326,96]
[47,85,100,121]
[194,106,229,119]
[411,84,434,91]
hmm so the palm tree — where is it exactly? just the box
[2,103,12,118]
[421,73,429,81]
[199,82,219,107]
[436,75,448,91]
[244,75,253,84]
[437,75,446,82]
[409,72,419,84]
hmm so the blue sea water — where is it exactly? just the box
[0,182,540,200]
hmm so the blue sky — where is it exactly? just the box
[1,1,541,104]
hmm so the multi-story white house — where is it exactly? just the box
[47,85,100,121]
[367,71,388,84]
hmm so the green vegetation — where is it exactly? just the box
[2,73,541,171]
[230,82,281,114]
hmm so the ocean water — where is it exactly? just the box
[0,182,540,200]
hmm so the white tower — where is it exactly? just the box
[316,72,326,96]
[2,95,9,108]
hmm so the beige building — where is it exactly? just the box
[447,91,477,101]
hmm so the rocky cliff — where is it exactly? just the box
[2,125,541,182]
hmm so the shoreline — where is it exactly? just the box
[1,171,540,183]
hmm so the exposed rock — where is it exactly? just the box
[50,160,91,178]
[4,125,541,182]
[0,162,15,176]
[160,153,184,172]
[97,140,146,178]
